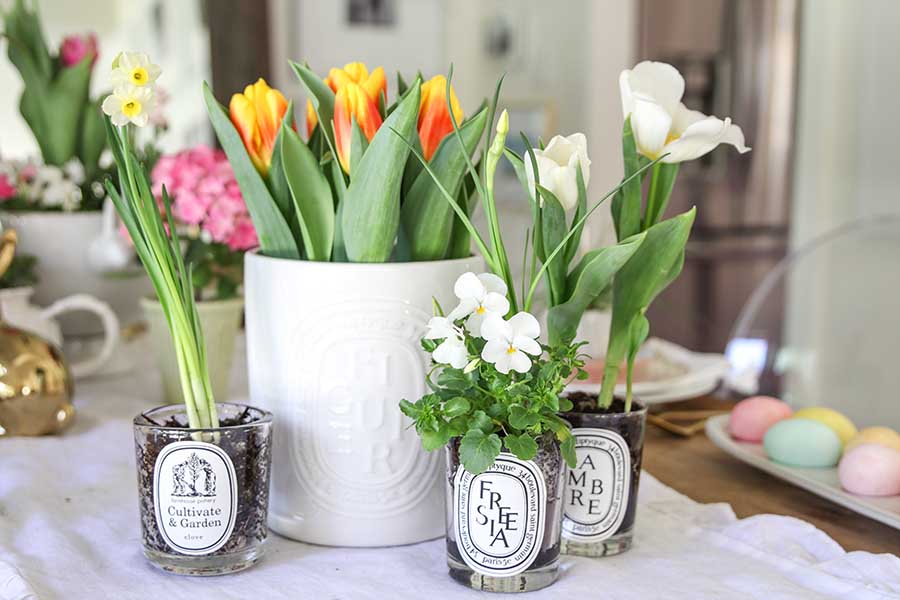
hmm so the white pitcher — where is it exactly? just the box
[0,286,119,378]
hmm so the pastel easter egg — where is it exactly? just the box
[729,396,793,442]
[846,427,900,453]
[838,443,900,496]
[763,418,843,468]
[792,407,858,446]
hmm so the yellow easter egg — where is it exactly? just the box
[793,407,858,446]
[846,427,900,453]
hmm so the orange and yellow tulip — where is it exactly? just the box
[306,62,386,138]
[230,78,291,176]
[418,75,463,161]
[333,81,383,173]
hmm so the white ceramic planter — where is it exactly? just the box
[141,297,244,405]
[0,211,152,335]
[245,252,477,546]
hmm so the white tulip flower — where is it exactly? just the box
[620,61,750,163]
[480,312,542,375]
[524,133,591,211]
[424,316,468,369]
[447,272,510,334]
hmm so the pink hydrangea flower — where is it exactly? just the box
[0,174,17,200]
[149,145,257,252]
[60,33,98,68]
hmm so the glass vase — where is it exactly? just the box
[133,403,273,575]
[444,433,564,593]
[560,393,646,557]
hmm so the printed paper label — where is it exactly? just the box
[454,453,546,577]
[562,427,630,542]
[153,441,237,555]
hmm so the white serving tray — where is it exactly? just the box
[705,414,900,530]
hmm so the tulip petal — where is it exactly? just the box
[508,312,541,339]
[621,60,685,117]
[662,115,750,163]
[550,165,579,211]
[631,94,672,159]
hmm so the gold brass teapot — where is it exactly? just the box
[0,229,75,435]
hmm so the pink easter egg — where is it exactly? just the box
[729,396,793,442]
[839,443,900,497]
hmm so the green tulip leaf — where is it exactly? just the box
[402,104,488,261]
[342,82,420,262]
[281,124,335,261]
[290,61,336,154]
[202,81,299,258]
[538,184,568,306]
[547,232,645,346]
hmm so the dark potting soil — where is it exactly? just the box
[134,415,272,556]
[562,392,646,534]
[445,434,563,570]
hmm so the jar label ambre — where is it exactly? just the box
[153,441,237,555]
[562,427,630,542]
[454,453,546,577]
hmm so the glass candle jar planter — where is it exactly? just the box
[560,393,647,558]
[133,403,273,576]
[444,433,564,593]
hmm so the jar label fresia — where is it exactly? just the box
[454,453,546,577]
[562,427,630,542]
[153,441,237,555]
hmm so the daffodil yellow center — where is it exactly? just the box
[506,345,517,355]
[122,99,142,118]
[476,305,486,314]
[130,67,149,85]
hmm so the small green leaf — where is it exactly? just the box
[509,404,540,430]
[437,368,472,392]
[504,433,538,461]
[422,426,451,451]
[561,434,577,469]
[399,399,420,419]
[444,397,470,418]
[470,410,494,434]
[459,430,502,475]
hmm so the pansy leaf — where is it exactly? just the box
[459,429,502,475]
[504,433,538,461]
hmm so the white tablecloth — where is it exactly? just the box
[2,337,900,600]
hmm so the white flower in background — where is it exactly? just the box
[447,272,511,334]
[62,159,85,185]
[480,312,543,375]
[110,52,161,89]
[524,133,591,211]
[102,84,156,127]
[424,316,468,369]
[620,61,750,163]
[42,179,82,211]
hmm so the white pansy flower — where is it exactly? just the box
[480,312,542,375]
[102,84,156,127]
[110,52,161,89]
[524,133,591,211]
[424,316,468,369]
[620,61,750,163]
[447,272,510,334]
[43,180,82,211]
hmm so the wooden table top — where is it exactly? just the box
[641,398,900,555]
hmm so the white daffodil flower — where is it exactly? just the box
[110,52,161,89]
[620,61,750,163]
[102,84,156,127]
[424,316,468,369]
[480,312,542,375]
[523,133,591,211]
[447,272,510,335]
